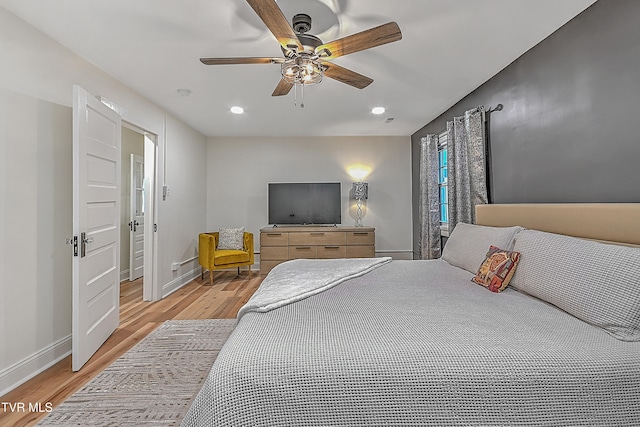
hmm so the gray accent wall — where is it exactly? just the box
[411,0,640,257]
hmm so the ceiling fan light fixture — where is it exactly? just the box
[281,55,324,85]
[284,66,298,76]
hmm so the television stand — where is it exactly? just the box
[260,226,375,275]
[270,224,338,228]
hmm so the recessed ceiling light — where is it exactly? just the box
[230,106,244,114]
[372,106,385,115]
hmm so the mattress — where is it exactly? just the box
[182,259,640,426]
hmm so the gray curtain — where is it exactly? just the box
[418,135,441,259]
[447,106,488,231]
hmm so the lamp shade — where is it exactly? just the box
[352,182,368,200]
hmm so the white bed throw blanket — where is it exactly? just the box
[238,257,391,319]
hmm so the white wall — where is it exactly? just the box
[0,7,207,395]
[206,136,413,262]
[0,88,73,388]
[158,115,208,296]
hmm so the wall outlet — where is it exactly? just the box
[171,262,180,271]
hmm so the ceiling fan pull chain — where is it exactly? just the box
[300,83,305,108]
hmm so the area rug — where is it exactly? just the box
[37,319,236,426]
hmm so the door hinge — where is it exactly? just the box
[154,224,158,232]
[66,236,78,257]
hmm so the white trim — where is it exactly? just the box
[0,335,72,396]
[162,267,201,298]
[120,268,130,282]
[177,256,198,266]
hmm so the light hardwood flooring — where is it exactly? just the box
[0,271,262,427]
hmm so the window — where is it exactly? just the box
[438,130,448,227]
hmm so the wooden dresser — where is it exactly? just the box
[259,226,375,275]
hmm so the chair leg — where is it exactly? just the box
[237,267,240,275]
[248,267,251,278]
[209,270,214,286]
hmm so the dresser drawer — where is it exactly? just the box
[260,246,289,261]
[261,231,288,246]
[260,260,285,275]
[260,227,375,271]
[346,231,375,245]
[289,245,317,259]
[346,245,375,258]
[317,245,346,259]
[289,231,346,246]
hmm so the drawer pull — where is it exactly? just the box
[353,232,369,236]
[324,246,340,249]
[295,246,312,250]
[267,233,283,236]
[310,232,325,236]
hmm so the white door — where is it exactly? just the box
[72,85,121,371]
[129,154,144,281]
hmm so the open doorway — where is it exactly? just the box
[120,123,157,301]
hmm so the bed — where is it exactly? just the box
[182,204,640,426]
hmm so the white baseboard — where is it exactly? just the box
[162,266,201,298]
[120,269,130,282]
[0,335,71,397]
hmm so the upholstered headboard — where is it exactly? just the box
[475,203,640,246]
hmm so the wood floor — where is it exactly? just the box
[0,271,262,427]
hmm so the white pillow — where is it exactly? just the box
[511,229,640,341]
[218,227,245,250]
[441,223,523,273]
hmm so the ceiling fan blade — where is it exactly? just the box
[272,79,294,96]
[200,57,283,65]
[246,0,302,53]
[322,63,373,89]
[315,22,402,59]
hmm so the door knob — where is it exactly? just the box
[80,232,93,258]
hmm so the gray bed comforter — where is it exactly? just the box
[182,259,640,426]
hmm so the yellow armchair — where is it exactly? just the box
[199,232,254,285]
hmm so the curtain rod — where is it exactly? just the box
[486,103,503,114]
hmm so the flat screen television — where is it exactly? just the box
[268,182,341,225]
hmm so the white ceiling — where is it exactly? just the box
[0,0,596,137]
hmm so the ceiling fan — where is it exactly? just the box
[200,0,402,99]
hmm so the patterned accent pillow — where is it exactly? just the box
[472,245,521,293]
[217,227,245,250]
